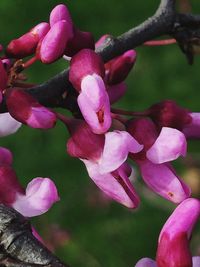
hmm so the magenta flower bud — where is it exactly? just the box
[149,100,192,130]
[78,74,111,134]
[0,59,8,92]
[6,88,57,129]
[13,177,60,217]
[0,165,24,205]
[39,20,73,63]
[156,198,200,267]
[66,119,105,161]
[49,4,73,27]
[65,28,95,57]
[83,160,140,208]
[0,147,13,166]
[105,50,137,85]
[127,118,190,203]
[69,49,105,91]
[6,22,50,59]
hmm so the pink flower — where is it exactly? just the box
[6,22,50,58]
[69,49,111,134]
[0,163,59,217]
[39,20,73,64]
[6,88,57,129]
[13,177,59,217]
[135,198,200,267]
[156,198,200,267]
[127,118,190,203]
[66,120,143,208]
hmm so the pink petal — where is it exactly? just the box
[49,4,73,27]
[193,257,200,267]
[7,89,56,129]
[156,198,200,267]
[146,127,187,164]
[107,82,127,104]
[6,34,38,58]
[135,258,157,267]
[0,113,21,137]
[183,113,200,138]
[13,177,59,217]
[40,20,73,64]
[159,198,200,240]
[82,160,140,208]
[69,49,105,91]
[78,75,111,134]
[99,131,143,173]
[138,160,190,203]
[0,147,13,165]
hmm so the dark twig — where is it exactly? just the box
[0,204,70,267]
[1,0,200,114]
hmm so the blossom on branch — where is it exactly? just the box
[0,148,59,217]
[127,118,190,203]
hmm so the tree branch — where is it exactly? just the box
[0,204,70,267]
[1,0,200,114]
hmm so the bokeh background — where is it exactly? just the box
[1,0,200,266]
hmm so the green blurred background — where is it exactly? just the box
[1,0,200,266]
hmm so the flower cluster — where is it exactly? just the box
[0,2,199,266]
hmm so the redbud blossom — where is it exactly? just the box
[6,22,50,58]
[67,120,143,208]
[156,198,200,267]
[39,20,73,64]
[13,178,59,217]
[69,49,112,134]
[127,118,190,203]
[6,89,57,129]
[0,157,59,217]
